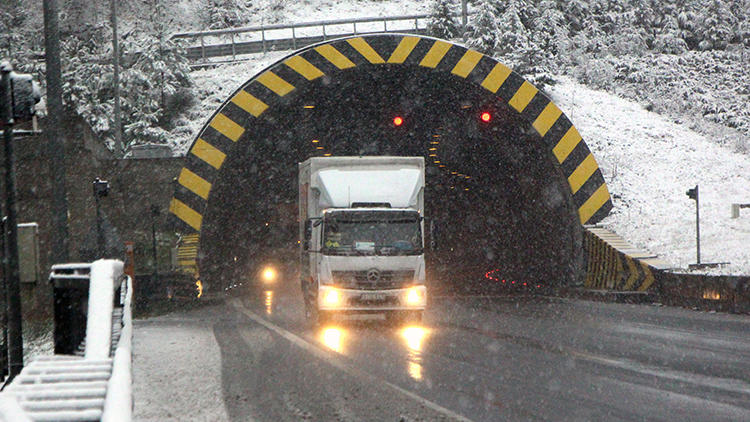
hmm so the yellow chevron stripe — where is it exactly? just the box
[451,49,483,78]
[552,126,582,164]
[190,138,226,169]
[508,81,538,112]
[579,183,610,224]
[256,71,295,96]
[315,45,356,69]
[480,62,512,93]
[419,40,452,68]
[387,36,420,63]
[231,90,267,117]
[638,263,656,291]
[532,102,562,136]
[169,198,202,231]
[284,56,324,80]
[346,37,384,64]
[210,113,244,142]
[568,154,599,194]
[178,168,211,200]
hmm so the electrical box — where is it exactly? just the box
[18,223,40,283]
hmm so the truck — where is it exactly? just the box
[299,156,427,324]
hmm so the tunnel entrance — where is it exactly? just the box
[170,34,612,293]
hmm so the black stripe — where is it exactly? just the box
[173,185,207,217]
[220,101,256,130]
[269,60,310,90]
[402,37,432,66]
[199,125,238,157]
[242,81,280,110]
[540,114,572,149]
[587,200,613,225]
[519,92,548,124]
[364,34,401,62]
[184,153,220,185]
[328,38,369,67]
[466,55,499,86]
[298,48,343,77]
[433,43,466,73]
[559,140,592,176]
[572,169,606,207]
[495,72,525,104]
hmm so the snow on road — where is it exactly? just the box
[132,307,229,422]
[549,77,750,275]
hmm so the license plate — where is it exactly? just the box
[360,293,387,302]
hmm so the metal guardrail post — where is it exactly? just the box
[292,27,297,49]
[353,22,357,35]
[231,33,236,60]
[383,19,387,32]
[322,24,326,40]
[200,35,205,61]
[262,27,266,53]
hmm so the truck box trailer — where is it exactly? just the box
[298,156,426,323]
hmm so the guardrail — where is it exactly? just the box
[171,13,433,62]
[0,260,133,421]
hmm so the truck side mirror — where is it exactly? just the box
[304,219,313,251]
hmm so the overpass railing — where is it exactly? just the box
[171,13,433,62]
[0,260,133,421]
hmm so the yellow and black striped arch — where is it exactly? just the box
[170,34,612,236]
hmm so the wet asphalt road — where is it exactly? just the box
[204,279,750,422]
[144,276,750,421]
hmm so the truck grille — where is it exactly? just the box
[332,270,414,290]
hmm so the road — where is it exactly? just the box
[134,279,750,421]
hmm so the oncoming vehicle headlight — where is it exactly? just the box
[261,266,277,283]
[405,286,425,306]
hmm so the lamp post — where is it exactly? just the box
[93,178,110,259]
[151,205,160,286]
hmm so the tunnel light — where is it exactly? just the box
[303,105,315,109]
[429,147,437,151]
[311,139,319,143]
[481,112,491,122]
[433,160,441,164]
[393,116,404,126]
[324,153,332,156]
[316,146,324,150]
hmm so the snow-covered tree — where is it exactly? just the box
[427,0,459,39]
[464,0,499,55]
[204,0,254,29]
[653,16,688,54]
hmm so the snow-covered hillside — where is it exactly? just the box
[549,78,750,276]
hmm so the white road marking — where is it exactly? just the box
[231,298,473,422]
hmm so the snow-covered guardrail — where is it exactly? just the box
[0,259,133,421]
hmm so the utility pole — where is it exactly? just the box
[111,0,123,157]
[44,0,70,265]
[461,0,468,31]
[1,63,24,382]
[1,216,8,381]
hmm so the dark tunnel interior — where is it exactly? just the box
[199,64,584,294]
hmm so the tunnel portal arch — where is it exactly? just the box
[169,34,612,289]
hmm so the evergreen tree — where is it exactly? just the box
[204,0,254,30]
[464,0,499,55]
[495,1,530,57]
[654,15,688,54]
[427,0,459,39]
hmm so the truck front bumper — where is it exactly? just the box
[318,285,426,311]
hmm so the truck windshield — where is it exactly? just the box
[323,211,422,256]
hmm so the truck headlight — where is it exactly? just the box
[405,286,425,306]
[323,288,341,306]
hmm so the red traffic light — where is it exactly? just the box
[393,116,404,126]
[480,112,491,122]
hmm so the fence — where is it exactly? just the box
[0,260,133,421]
[172,14,435,62]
